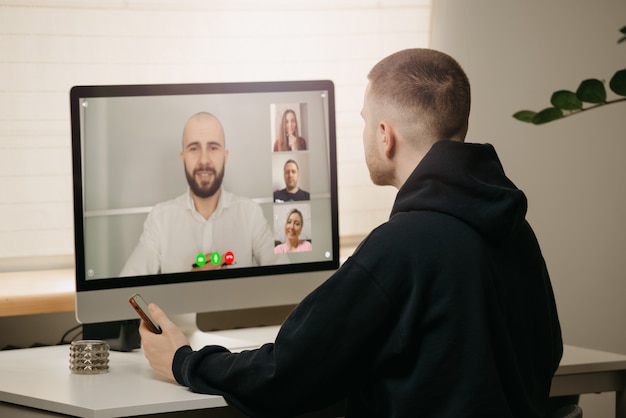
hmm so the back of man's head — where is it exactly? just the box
[367,48,471,145]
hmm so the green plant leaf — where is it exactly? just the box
[532,107,563,124]
[512,110,537,123]
[609,69,626,96]
[551,90,582,110]
[576,79,606,103]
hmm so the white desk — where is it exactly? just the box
[1,337,625,418]
[0,326,280,418]
[551,345,626,417]
[0,344,230,417]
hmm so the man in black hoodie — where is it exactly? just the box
[140,48,563,418]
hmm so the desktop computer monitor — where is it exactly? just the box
[70,80,339,333]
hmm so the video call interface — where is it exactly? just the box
[73,83,337,285]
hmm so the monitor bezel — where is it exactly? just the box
[70,80,339,321]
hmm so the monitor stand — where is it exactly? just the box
[171,313,280,352]
[83,319,141,352]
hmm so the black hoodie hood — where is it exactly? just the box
[391,140,527,244]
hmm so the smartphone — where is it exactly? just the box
[129,294,162,334]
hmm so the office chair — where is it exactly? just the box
[551,404,583,418]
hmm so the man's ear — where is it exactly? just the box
[379,120,396,159]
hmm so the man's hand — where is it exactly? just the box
[139,303,190,382]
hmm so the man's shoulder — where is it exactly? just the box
[358,211,471,254]
[150,192,189,212]
[273,188,309,201]
[222,189,253,203]
[380,210,453,231]
[273,188,290,202]
[389,210,472,231]
[220,190,263,211]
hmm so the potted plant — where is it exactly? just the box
[513,26,626,124]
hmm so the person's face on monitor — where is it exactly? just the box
[283,162,299,190]
[285,211,303,242]
[284,111,297,135]
[180,115,229,199]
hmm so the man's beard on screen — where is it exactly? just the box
[185,163,225,199]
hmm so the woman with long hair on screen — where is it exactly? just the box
[274,109,307,151]
[274,208,312,253]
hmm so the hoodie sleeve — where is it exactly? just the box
[170,256,393,418]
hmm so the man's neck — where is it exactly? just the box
[191,188,221,220]
[285,186,299,194]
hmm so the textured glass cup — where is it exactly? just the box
[69,340,110,374]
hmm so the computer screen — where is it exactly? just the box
[70,80,339,327]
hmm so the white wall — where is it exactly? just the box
[0,0,431,269]
[431,1,626,416]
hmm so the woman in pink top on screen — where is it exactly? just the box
[274,208,312,253]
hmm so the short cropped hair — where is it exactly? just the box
[284,159,299,170]
[367,48,471,142]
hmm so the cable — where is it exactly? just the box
[58,324,83,345]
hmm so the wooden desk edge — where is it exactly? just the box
[0,269,75,317]
[0,238,366,319]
